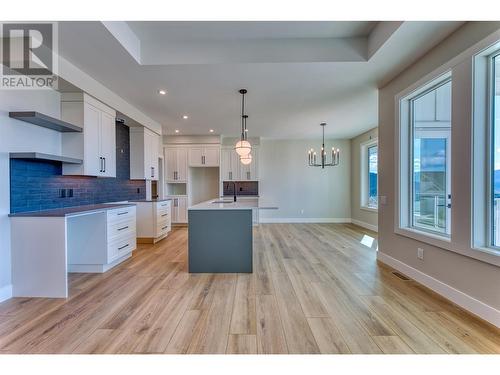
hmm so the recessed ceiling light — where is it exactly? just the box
[209,129,214,133]
[175,129,179,133]
[158,89,167,95]
[182,115,189,119]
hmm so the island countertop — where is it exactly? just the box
[188,197,277,211]
[8,203,136,218]
[129,198,172,203]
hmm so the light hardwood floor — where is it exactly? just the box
[0,223,499,354]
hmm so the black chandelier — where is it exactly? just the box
[307,122,340,168]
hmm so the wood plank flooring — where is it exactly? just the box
[0,223,499,354]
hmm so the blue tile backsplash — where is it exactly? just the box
[10,122,146,213]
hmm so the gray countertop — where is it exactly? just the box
[189,197,278,211]
[129,198,172,203]
[9,203,136,218]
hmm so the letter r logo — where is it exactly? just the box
[2,23,53,76]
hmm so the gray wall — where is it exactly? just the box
[378,22,500,310]
[259,139,351,222]
[350,127,378,229]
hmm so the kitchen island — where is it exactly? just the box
[188,198,277,273]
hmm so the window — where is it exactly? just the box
[490,53,500,247]
[399,75,452,238]
[367,144,378,208]
[472,44,500,254]
[361,138,378,210]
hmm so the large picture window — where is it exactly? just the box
[360,138,378,210]
[367,144,378,208]
[490,53,500,247]
[472,43,500,257]
[399,75,452,238]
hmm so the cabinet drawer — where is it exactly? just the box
[157,214,170,228]
[157,210,170,222]
[107,219,136,242]
[156,201,171,214]
[108,235,136,263]
[156,222,171,237]
[107,206,136,223]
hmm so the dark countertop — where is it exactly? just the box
[129,198,172,203]
[9,203,136,218]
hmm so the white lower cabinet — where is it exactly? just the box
[134,200,172,243]
[170,196,188,224]
[68,205,137,273]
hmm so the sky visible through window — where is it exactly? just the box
[368,145,378,207]
[494,55,500,197]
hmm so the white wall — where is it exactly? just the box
[350,127,378,231]
[378,22,500,323]
[259,139,351,222]
[0,89,62,300]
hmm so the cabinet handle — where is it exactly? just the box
[118,226,129,231]
[229,171,232,180]
[117,211,129,216]
[162,225,169,230]
[151,166,154,178]
[103,157,106,173]
[161,213,168,217]
[99,157,103,173]
[118,243,129,250]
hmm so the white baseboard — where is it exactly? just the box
[351,219,378,232]
[0,284,13,303]
[377,251,500,328]
[259,217,352,224]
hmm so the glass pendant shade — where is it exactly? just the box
[240,153,252,165]
[235,140,252,156]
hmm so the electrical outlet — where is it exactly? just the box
[417,248,424,260]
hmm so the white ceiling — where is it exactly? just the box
[58,21,463,139]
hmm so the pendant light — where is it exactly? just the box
[234,89,252,157]
[307,122,340,169]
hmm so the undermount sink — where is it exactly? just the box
[212,199,234,204]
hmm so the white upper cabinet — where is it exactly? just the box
[188,145,220,167]
[221,147,240,181]
[61,93,116,177]
[165,146,188,182]
[240,147,259,181]
[130,127,161,180]
[221,146,259,181]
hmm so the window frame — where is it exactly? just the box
[398,73,453,244]
[472,45,500,256]
[360,137,378,212]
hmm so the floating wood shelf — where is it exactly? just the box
[10,152,83,164]
[9,111,82,133]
